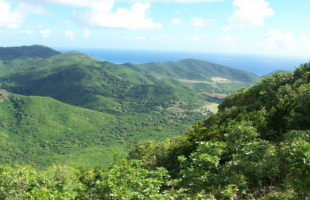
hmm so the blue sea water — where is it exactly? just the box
[55,48,309,76]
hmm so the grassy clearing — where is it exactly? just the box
[194,103,219,115]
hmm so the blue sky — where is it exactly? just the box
[0,0,309,58]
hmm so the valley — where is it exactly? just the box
[0,45,309,199]
[0,45,261,168]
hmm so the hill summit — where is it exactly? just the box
[0,44,61,60]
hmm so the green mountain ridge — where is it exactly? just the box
[0,45,262,169]
[0,45,61,60]
[0,61,309,199]
[1,45,310,198]
[123,58,261,83]
[0,89,204,168]
[0,48,257,115]
[262,69,288,77]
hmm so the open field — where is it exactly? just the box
[200,92,227,99]
[178,77,242,84]
[195,102,219,115]
[211,77,241,83]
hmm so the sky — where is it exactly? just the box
[0,0,309,58]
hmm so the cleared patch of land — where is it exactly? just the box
[178,77,241,84]
[0,89,9,102]
[200,92,227,99]
[205,103,219,114]
[195,103,219,115]
[211,77,241,83]
[178,79,210,84]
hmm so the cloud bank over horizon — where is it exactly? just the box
[0,0,309,57]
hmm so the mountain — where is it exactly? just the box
[1,62,309,199]
[262,69,288,77]
[123,58,261,83]
[0,89,204,168]
[126,61,310,198]
[0,45,61,60]
[0,45,263,168]
[0,50,254,114]
[0,53,210,113]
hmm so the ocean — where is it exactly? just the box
[55,48,309,76]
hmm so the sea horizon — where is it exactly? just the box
[55,47,309,76]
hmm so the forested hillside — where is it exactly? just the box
[0,45,257,168]
[0,89,210,168]
[0,45,61,60]
[0,51,222,113]
[0,61,309,199]
[124,58,261,83]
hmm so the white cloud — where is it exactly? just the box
[170,18,182,25]
[83,29,90,38]
[39,29,52,38]
[301,33,310,45]
[216,34,235,44]
[0,0,26,29]
[170,0,221,3]
[64,30,75,40]
[20,29,36,36]
[72,1,162,30]
[10,0,223,7]
[16,3,46,15]
[263,29,295,49]
[0,0,46,29]
[39,25,44,28]
[191,18,215,27]
[229,0,274,27]
[221,26,231,31]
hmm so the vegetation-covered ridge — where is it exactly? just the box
[1,62,309,199]
[262,70,288,78]
[0,90,207,169]
[0,45,61,60]
[0,52,217,114]
[123,58,261,83]
[0,45,261,169]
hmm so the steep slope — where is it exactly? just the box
[123,58,261,83]
[0,52,215,114]
[0,89,206,168]
[0,90,116,168]
[128,61,310,199]
[1,62,309,199]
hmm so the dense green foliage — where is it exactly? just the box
[4,45,300,199]
[124,59,261,83]
[0,45,257,169]
[128,62,310,198]
[0,90,207,168]
[0,52,212,113]
[0,49,256,114]
[1,62,309,199]
[0,45,61,60]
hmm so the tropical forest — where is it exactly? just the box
[0,45,309,199]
